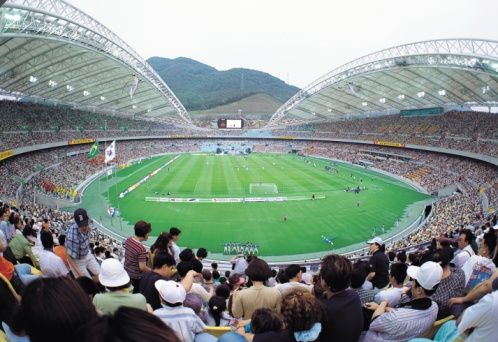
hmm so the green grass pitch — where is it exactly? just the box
[87,153,430,258]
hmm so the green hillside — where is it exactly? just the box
[147,57,300,111]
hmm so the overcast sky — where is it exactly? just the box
[67,0,498,88]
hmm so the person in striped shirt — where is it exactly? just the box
[124,220,152,293]
[153,280,211,342]
[363,261,443,342]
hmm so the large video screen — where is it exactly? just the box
[217,119,243,129]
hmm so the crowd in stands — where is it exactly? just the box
[2,101,497,160]
[1,102,498,340]
[1,201,497,341]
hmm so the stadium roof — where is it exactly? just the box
[0,0,192,125]
[268,39,498,127]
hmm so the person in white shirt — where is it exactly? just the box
[169,227,181,262]
[452,229,476,268]
[374,263,407,307]
[39,230,69,278]
[276,264,311,295]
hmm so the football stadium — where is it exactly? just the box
[0,0,497,341]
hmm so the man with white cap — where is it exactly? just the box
[92,258,148,315]
[363,261,443,341]
[153,280,209,342]
[366,237,389,290]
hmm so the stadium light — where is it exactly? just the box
[66,85,73,91]
[5,13,21,21]
[379,98,386,103]
[438,89,446,96]
[417,91,425,98]
[100,96,106,101]
[48,80,57,87]
[482,85,490,94]
[327,108,332,112]
[83,90,90,96]
[398,94,405,100]
[29,76,37,83]
[362,102,368,106]
[132,105,137,109]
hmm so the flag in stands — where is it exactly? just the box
[87,141,99,159]
[105,141,116,163]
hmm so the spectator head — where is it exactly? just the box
[251,308,284,334]
[281,288,322,333]
[228,273,245,290]
[176,261,193,278]
[151,232,172,254]
[81,307,180,342]
[457,229,473,250]
[76,276,101,299]
[350,260,369,289]
[211,262,218,270]
[73,208,90,233]
[152,252,176,278]
[407,261,443,296]
[183,293,203,317]
[276,269,288,284]
[40,230,54,250]
[196,248,208,260]
[320,254,352,293]
[212,270,220,280]
[284,264,302,282]
[202,269,212,282]
[396,250,407,264]
[155,280,186,307]
[224,270,231,278]
[134,220,152,240]
[191,259,203,273]
[387,251,396,262]
[215,284,230,299]
[22,225,34,238]
[389,263,408,286]
[13,277,98,342]
[98,259,131,291]
[208,296,227,326]
[367,237,385,254]
[169,227,181,241]
[58,234,66,247]
[429,247,454,268]
[479,231,497,258]
[94,246,105,258]
[179,248,194,262]
[245,257,272,282]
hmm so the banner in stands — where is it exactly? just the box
[374,140,405,148]
[68,138,96,145]
[0,149,14,161]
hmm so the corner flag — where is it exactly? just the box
[87,141,99,159]
[105,141,116,164]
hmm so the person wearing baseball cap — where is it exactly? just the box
[66,208,100,282]
[364,261,443,341]
[366,237,389,290]
[153,280,208,342]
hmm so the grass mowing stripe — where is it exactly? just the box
[99,153,431,257]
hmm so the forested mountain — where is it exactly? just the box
[147,57,300,111]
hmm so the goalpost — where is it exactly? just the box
[249,183,278,195]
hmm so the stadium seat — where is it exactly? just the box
[420,315,455,339]
[203,326,231,337]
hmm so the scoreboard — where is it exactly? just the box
[217,118,244,129]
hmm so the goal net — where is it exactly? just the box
[249,183,278,195]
